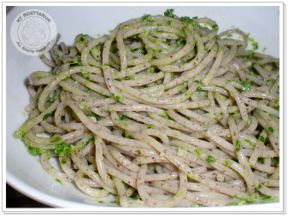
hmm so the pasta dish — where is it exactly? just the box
[15,10,279,207]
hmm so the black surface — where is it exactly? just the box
[6,184,50,208]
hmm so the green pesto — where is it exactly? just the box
[75,34,90,45]
[130,191,141,200]
[147,124,155,129]
[110,93,122,102]
[124,131,133,139]
[142,14,154,25]
[54,142,73,157]
[205,155,216,163]
[179,16,198,24]
[135,149,142,155]
[61,159,67,164]
[224,159,232,167]
[49,136,63,144]
[235,139,242,152]
[258,135,266,144]
[28,146,45,156]
[55,178,63,184]
[160,111,173,121]
[267,127,274,133]
[240,80,253,91]
[80,136,94,149]
[164,9,176,18]
[271,158,279,167]
[119,114,128,121]
[70,56,81,66]
[176,38,186,46]
[248,36,259,50]
[256,183,263,190]
[228,195,278,206]
[244,139,255,149]
[245,50,255,60]
[194,148,203,157]
[43,112,53,120]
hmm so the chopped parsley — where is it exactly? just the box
[271,158,279,167]
[28,146,45,156]
[164,9,176,18]
[61,159,67,164]
[70,56,81,66]
[179,16,198,24]
[205,155,216,163]
[267,127,274,133]
[248,36,259,50]
[43,112,53,120]
[79,136,94,149]
[245,50,255,60]
[147,124,155,129]
[130,191,141,200]
[235,139,242,152]
[135,149,142,155]
[256,183,263,190]
[176,38,186,46]
[110,93,122,102]
[194,80,204,92]
[119,114,127,121]
[258,135,266,144]
[224,159,232,167]
[54,142,73,157]
[160,111,173,121]
[50,136,63,144]
[142,14,154,25]
[240,80,253,91]
[194,148,203,157]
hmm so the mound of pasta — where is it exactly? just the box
[15,10,279,207]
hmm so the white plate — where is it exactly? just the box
[6,5,280,210]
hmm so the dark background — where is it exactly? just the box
[6,184,49,208]
[6,6,49,208]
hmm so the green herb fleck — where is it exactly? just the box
[61,159,67,164]
[147,124,155,129]
[248,36,259,50]
[176,38,186,46]
[135,149,142,155]
[56,178,63,184]
[267,127,274,133]
[235,139,242,152]
[258,135,266,144]
[194,148,203,157]
[124,131,133,139]
[180,16,198,24]
[50,136,63,144]
[205,155,216,163]
[256,183,263,190]
[240,80,253,91]
[271,158,279,167]
[224,159,232,167]
[160,111,173,121]
[245,50,255,60]
[43,112,52,120]
[130,191,141,200]
[28,146,45,156]
[119,114,127,121]
[110,93,122,102]
[54,142,73,157]
[164,9,176,18]
[142,14,154,25]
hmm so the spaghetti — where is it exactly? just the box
[15,10,279,207]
